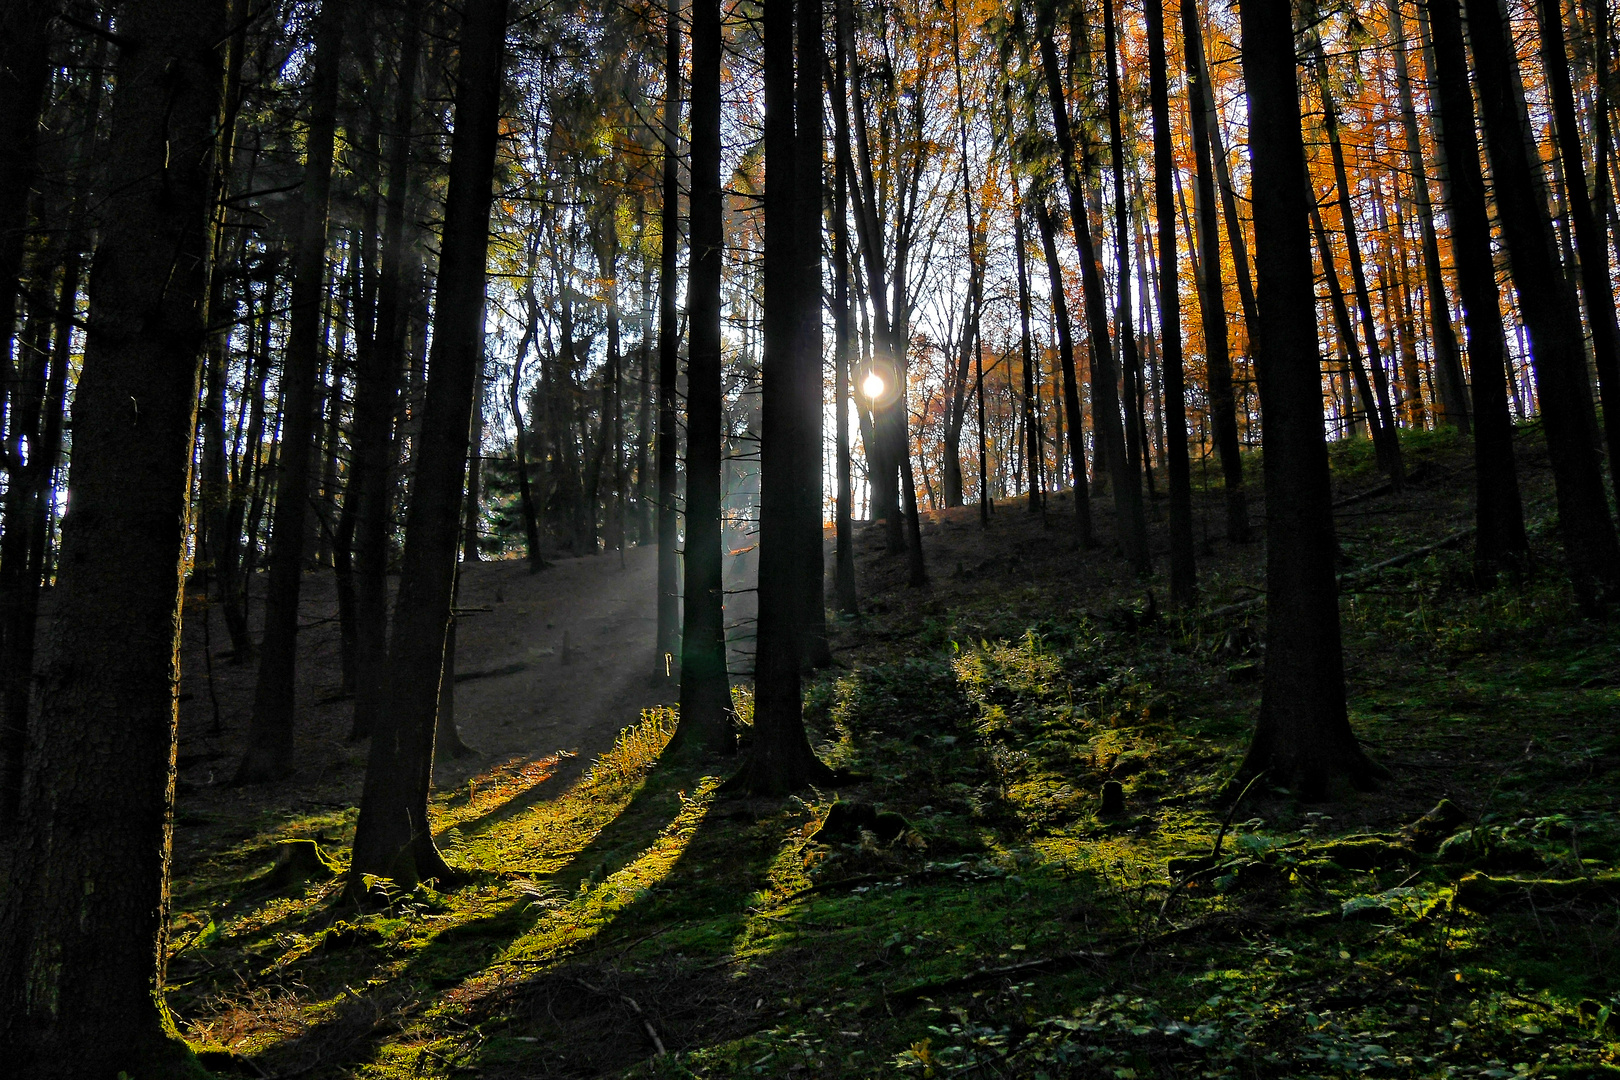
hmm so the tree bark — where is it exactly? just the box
[1464,0,1620,612]
[237,4,346,782]
[1423,0,1528,578]
[1388,0,1471,431]
[1014,192,1043,513]
[1034,196,1093,547]
[1038,22,1149,573]
[1236,0,1381,796]
[1183,0,1251,542]
[795,0,832,667]
[0,0,225,1069]
[1148,0,1196,605]
[833,21,859,614]
[656,0,683,671]
[347,0,508,898]
[1537,0,1620,508]
[736,0,836,794]
[670,0,735,755]
[1312,54,1405,484]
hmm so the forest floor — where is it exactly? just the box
[165,424,1620,1079]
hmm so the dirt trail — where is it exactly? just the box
[171,547,670,850]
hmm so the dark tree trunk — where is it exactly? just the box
[670,0,735,755]
[462,355,486,564]
[1537,0,1620,508]
[1183,0,1250,542]
[1038,23,1149,573]
[1104,0,1148,506]
[346,0,508,899]
[1311,198,1392,455]
[511,239,545,567]
[1034,197,1093,546]
[1428,0,1527,574]
[1236,0,1381,796]
[1389,0,1470,431]
[833,132,859,614]
[349,0,423,739]
[0,0,225,1070]
[1014,192,1042,513]
[237,5,346,783]
[1148,0,1196,605]
[796,0,832,667]
[736,0,836,794]
[1464,0,1620,612]
[656,0,683,672]
[1313,54,1404,484]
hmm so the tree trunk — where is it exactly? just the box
[1183,0,1251,542]
[1105,0,1148,506]
[1034,197,1093,547]
[1314,53,1405,484]
[1038,24,1149,573]
[736,0,835,794]
[1014,192,1042,514]
[1537,0,1620,508]
[656,0,683,671]
[0,0,225,1069]
[670,0,735,755]
[1388,0,1470,430]
[1464,0,1620,612]
[1236,0,1381,796]
[349,0,423,739]
[1424,0,1528,578]
[237,5,345,783]
[346,0,508,899]
[795,0,832,667]
[1148,0,1196,605]
[833,90,859,613]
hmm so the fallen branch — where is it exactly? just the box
[1202,527,1476,621]
[878,950,1108,1008]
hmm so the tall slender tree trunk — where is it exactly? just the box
[670,0,735,755]
[1149,0,1196,604]
[346,0,508,899]
[1236,0,1381,796]
[349,0,423,739]
[237,5,345,782]
[833,21,859,614]
[1538,0,1620,506]
[796,0,833,667]
[1104,0,1147,502]
[1183,0,1250,542]
[1311,198,1389,450]
[1424,0,1528,578]
[737,0,836,794]
[1038,22,1149,573]
[0,0,226,1069]
[1034,197,1093,547]
[656,0,683,671]
[1388,0,1470,430]
[1314,53,1405,484]
[1014,192,1042,513]
[1464,0,1620,612]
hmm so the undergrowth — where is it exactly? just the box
[159,433,1620,1079]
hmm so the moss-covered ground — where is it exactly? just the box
[165,426,1620,1078]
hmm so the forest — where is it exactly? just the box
[2,0,1620,1074]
